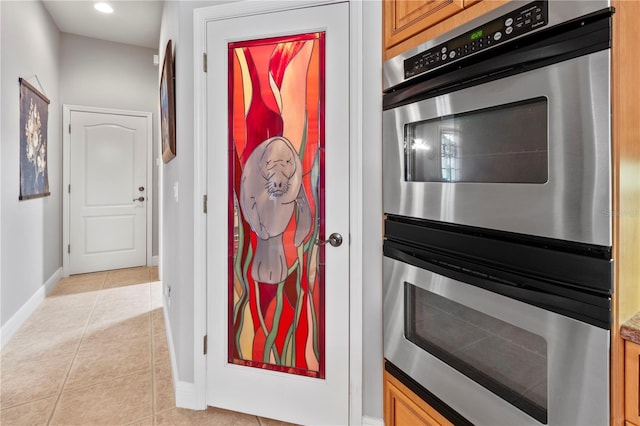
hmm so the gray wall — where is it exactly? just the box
[60,33,159,257]
[1,0,61,326]
[159,0,197,384]
[361,3,383,419]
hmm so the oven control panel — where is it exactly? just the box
[404,1,548,79]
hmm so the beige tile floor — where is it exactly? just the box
[0,267,293,426]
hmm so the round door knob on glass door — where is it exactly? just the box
[316,233,343,247]
[133,196,145,202]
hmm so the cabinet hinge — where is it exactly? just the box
[203,52,207,73]
[203,335,208,355]
[68,184,71,194]
[68,123,71,133]
[203,194,208,214]
[68,244,71,254]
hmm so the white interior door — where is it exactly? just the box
[205,2,350,425]
[68,109,149,275]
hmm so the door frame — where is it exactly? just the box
[62,104,153,277]
[193,1,366,422]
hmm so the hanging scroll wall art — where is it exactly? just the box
[228,32,326,378]
[19,77,51,200]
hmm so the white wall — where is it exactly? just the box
[361,2,383,420]
[0,0,61,327]
[60,33,160,257]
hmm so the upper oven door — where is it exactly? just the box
[382,50,611,246]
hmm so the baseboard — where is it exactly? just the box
[0,267,62,349]
[362,415,385,426]
[151,255,159,266]
[162,300,205,410]
[175,381,202,410]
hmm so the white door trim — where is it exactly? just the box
[192,1,365,422]
[62,104,153,277]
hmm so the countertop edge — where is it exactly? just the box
[621,312,640,345]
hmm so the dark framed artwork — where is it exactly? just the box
[19,77,51,200]
[160,39,176,163]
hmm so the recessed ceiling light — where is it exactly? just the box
[94,2,113,14]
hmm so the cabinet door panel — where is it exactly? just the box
[384,370,453,426]
[626,341,640,425]
[384,0,464,49]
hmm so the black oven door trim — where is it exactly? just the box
[383,7,614,110]
[384,216,612,330]
[385,215,612,293]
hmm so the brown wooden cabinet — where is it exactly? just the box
[384,370,453,426]
[611,0,640,423]
[625,340,640,426]
[383,0,508,60]
[384,1,464,51]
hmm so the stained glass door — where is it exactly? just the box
[205,3,350,425]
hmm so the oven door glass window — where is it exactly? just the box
[404,97,548,183]
[405,283,548,424]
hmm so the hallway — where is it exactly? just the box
[0,267,293,425]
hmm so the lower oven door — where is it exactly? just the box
[383,256,610,426]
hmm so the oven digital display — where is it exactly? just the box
[403,0,548,79]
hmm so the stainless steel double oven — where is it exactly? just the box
[383,1,614,425]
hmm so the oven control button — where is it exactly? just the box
[494,31,502,41]
[441,53,447,61]
[449,51,456,59]
[506,26,513,35]
[441,46,447,54]
[505,17,514,26]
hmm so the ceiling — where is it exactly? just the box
[42,0,163,50]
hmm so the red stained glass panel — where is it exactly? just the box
[228,32,325,378]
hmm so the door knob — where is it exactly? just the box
[138,186,145,192]
[133,196,145,202]
[316,233,343,247]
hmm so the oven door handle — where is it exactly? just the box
[383,241,611,329]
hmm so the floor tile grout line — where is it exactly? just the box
[149,278,158,424]
[153,405,177,415]
[57,367,154,394]
[0,394,59,412]
[45,272,108,426]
